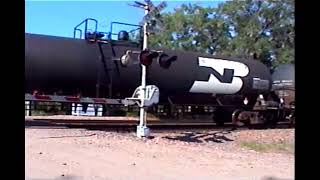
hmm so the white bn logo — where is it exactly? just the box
[189,57,249,94]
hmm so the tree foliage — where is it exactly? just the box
[148,0,294,68]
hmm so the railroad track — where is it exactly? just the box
[25,115,294,131]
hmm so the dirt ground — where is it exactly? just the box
[25,127,294,180]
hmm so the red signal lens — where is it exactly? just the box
[158,54,177,69]
[139,50,159,66]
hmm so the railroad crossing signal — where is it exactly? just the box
[140,1,167,25]
[129,0,167,35]
[127,0,168,138]
[126,0,177,138]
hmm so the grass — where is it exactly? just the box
[126,111,139,117]
[126,111,159,119]
[240,141,295,154]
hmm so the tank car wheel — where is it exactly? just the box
[291,117,295,127]
[265,110,278,129]
[289,112,295,127]
[232,109,245,127]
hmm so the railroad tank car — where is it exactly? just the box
[271,64,295,124]
[25,33,272,102]
[26,31,291,125]
[272,64,295,104]
[25,33,141,98]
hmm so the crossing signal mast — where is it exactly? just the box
[125,0,168,138]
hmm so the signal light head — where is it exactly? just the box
[139,50,159,66]
[158,54,177,69]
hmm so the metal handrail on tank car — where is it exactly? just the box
[109,21,142,40]
[74,29,83,39]
[73,18,98,39]
[73,19,142,42]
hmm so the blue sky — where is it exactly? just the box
[25,0,225,38]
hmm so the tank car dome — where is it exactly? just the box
[118,30,129,41]
[272,64,295,90]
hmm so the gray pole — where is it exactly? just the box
[137,7,150,138]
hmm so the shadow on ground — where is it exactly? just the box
[39,133,97,139]
[26,174,80,180]
[162,130,235,143]
[261,176,293,180]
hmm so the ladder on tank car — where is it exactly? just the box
[73,18,143,98]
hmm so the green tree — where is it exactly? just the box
[148,0,294,68]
